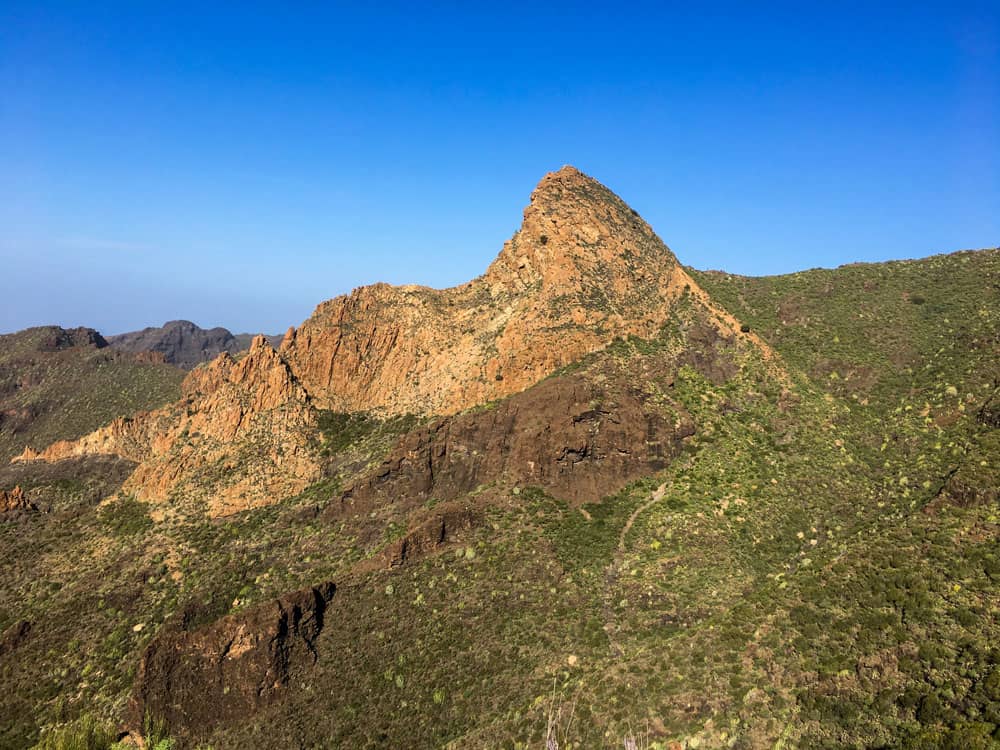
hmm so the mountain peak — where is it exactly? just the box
[528,164,616,209]
[485,166,678,293]
[278,167,743,416]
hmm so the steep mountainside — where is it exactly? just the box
[283,166,775,416]
[14,167,777,516]
[107,320,282,369]
[0,170,997,750]
[0,326,184,463]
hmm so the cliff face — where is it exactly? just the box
[128,581,336,743]
[281,166,755,416]
[13,167,775,515]
[337,369,695,513]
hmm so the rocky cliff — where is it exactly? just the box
[16,336,323,515]
[13,167,776,515]
[128,581,336,743]
[337,369,695,513]
[282,166,767,416]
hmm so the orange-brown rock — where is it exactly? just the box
[0,485,34,513]
[15,336,324,515]
[283,166,770,416]
[14,167,780,516]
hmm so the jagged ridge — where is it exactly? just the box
[14,167,778,515]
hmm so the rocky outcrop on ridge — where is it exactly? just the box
[282,166,766,416]
[338,369,695,513]
[0,485,34,514]
[15,336,324,515]
[14,167,777,515]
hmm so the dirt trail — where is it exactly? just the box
[602,479,670,658]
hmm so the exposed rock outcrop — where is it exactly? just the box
[338,370,695,513]
[15,337,324,515]
[128,581,336,743]
[0,485,35,514]
[15,167,777,515]
[35,327,108,352]
[282,166,773,416]
[383,506,479,568]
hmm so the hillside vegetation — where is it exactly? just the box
[0,327,184,463]
[0,171,997,749]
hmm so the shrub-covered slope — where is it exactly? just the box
[0,326,184,463]
[1,242,997,749]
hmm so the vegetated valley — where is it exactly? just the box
[1,167,998,749]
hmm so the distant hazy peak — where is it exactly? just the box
[107,321,281,369]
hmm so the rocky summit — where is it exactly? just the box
[13,167,775,516]
[283,166,775,416]
[0,168,998,750]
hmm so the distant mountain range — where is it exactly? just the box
[107,320,283,369]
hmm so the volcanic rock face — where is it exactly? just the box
[108,320,282,369]
[129,582,336,742]
[339,370,695,512]
[14,167,774,515]
[282,166,754,416]
[16,336,324,515]
[35,327,108,352]
[383,507,479,568]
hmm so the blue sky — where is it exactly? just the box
[1,2,997,335]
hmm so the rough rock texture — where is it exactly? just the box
[129,581,336,743]
[338,370,695,512]
[108,320,282,369]
[15,167,776,515]
[35,327,108,351]
[16,336,324,515]
[282,166,774,416]
[383,506,479,568]
[0,485,34,514]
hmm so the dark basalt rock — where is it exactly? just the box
[384,506,479,568]
[128,581,336,743]
[36,327,108,352]
[337,371,694,514]
[108,320,281,369]
[0,620,31,658]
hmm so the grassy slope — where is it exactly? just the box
[0,327,185,462]
[2,249,999,749]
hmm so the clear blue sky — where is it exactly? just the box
[1,2,997,335]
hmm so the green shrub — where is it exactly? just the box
[31,714,116,750]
